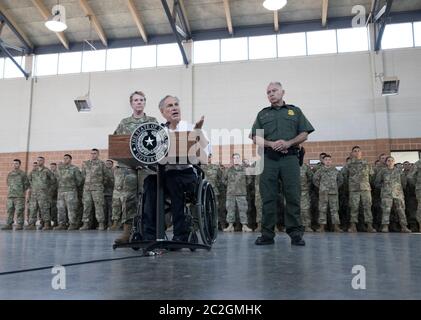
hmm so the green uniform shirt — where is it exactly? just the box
[251,103,315,142]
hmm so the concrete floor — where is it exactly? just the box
[0,230,420,300]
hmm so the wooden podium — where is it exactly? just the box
[109,130,211,253]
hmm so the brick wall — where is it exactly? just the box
[1,138,421,222]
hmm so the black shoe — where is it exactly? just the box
[255,236,274,245]
[291,236,306,246]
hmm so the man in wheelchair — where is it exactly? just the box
[142,95,211,243]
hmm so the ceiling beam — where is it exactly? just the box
[31,0,69,49]
[178,0,191,35]
[0,20,4,36]
[223,0,233,35]
[322,0,329,27]
[0,4,33,51]
[126,0,148,43]
[78,0,108,47]
[274,11,279,32]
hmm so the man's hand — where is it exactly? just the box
[194,116,205,129]
[272,140,291,152]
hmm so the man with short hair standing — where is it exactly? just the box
[250,82,315,246]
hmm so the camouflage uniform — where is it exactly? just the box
[219,166,228,227]
[373,163,387,228]
[223,165,249,225]
[50,169,59,225]
[403,168,417,229]
[339,167,350,228]
[408,160,421,226]
[375,167,408,226]
[111,166,138,224]
[202,164,223,226]
[104,166,114,226]
[57,164,83,226]
[255,175,262,224]
[5,169,29,226]
[114,114,157,135]
[313,166,343,225]
[300,164,313,228]
[342,158,374,224]
[28,166,56,225]
[81,159,107,225]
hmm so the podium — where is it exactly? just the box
[108,126,213,253]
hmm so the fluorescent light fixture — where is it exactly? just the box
[45,5,67,32]
[263,0,287,11]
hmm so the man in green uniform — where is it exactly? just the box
[49,162,59,227]
[250,82,315,246]
[2,159,30,230]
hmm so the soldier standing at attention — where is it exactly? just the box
[407,158,421,232]
[104,159,115,229]
[300,159,313,232]
[250,82,315,246]
[113,90,158,244]
[49,162,59,227]
[2,159,30,230]
[223,153,253,232]
[375,156,411,233]
[342,146,375,233]
[54,154,83,230]
[25,161,38,230]
[80,149,107,231]
[27,156,56,230]
[313,154,343,232]
[202,154,223,230]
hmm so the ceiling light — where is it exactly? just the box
[263,0,287,11]
[45,5,67,32]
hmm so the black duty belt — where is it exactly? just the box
[264,147,299,160]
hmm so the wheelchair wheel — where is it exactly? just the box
[188,231,199,252]
[130,215,143,251]
[196,180,218,246]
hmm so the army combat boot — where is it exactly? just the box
[110,221,120,231]
[255,222,262,232]
[315,224,325,233]
[97,223,106,231]
[333,224,343,232]
[223,223,234,232]
[114,223,132,245]
[400,223,411,233]
[42,221,52,231]
[53,224,67,231]
[15,224,23,231]
[24,223,36,230]
[242,224,253,232]
[348,223,357,233]
[305,226,313,232]
[79,222,90,231]
[381,224,389,233]
[67,224,79,231]
[366,223,376,233]
[1,224,12,230]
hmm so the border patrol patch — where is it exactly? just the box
[130,122,170,165]
[288,110,295,116]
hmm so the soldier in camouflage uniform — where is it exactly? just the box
[113,91,158,244]
[49,162,59,226]
[375,156,411,233]
[104,160,115,228]
[27,156,56,230]
[223,153,253,232]
[402,161,417,230]
[2,159,30,230]
[313,155,343,232]
[300,162,313,232]
[372,154,387,230]
[202,154,223,230]
[339,157,351,229]
[79,149,109,230]
[110,165,138,230]
[408,159,421,232]
[342,146,376,233]
[54,154,83,230]
[218,164,228,230]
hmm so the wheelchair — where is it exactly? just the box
[129,164,218,251]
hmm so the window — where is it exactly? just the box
[82,49,106,72]
[249,35,277,60]
[0,58,4,79]
[3,56,26,79]
[221,37,248,62]
[337,27,369,53]
[193,40,220,64]
[132,45,157,68]
[58,51,82,74]
[382,23,414,49]
[35,53,58,76]
[306,30,337,55]
[106,47,131,71]
[277,32,307,57]
[157,43,183,66]
[413,21,421,47]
